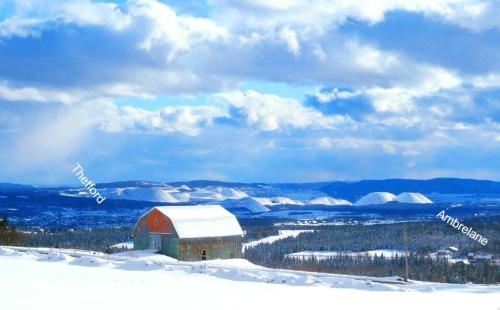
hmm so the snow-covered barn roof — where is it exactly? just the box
[152,205,244,239]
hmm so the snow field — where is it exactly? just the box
[1,247,498,310]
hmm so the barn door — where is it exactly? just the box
[149,234,161,250]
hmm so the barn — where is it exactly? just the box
[133,205,244,261]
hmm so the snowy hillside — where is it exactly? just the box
[60,183,332,209]
[61,185,250,204]
[354,192,433,206]
[189,186,249,200]
[221,197,271,213]
[396,192,433,204]
[0,246,498,310]
[308,196,352,206]
[102,187,190,203]
[354,192,397,206]
[58,180,450,210]
[42,178,500,208]
[255,196,305,206]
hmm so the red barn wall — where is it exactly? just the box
[146,209,175,234]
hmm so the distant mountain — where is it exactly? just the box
[95,181,168,189]
[353,192,433,206]
[309,196,352,206]
[0,183,34,190]
[165,178,500,202]
[319,178,500,200]
[2,178,500,227]
[221,197,270,213]
[395,192,433,204]
[168,180,258,188]
[354,192,397,206]
[3,178,500,206]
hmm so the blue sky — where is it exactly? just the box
[0,0,499,185]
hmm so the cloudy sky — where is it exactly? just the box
[1,0,500,185]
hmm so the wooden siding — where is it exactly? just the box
[133,231,149,250]
[160,236,180,258]
[134,232,242,261]
[178,236,242,261]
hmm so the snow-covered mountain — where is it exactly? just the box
[308,196,352,206]
[100,187,190,203]
[354,192,433,206]
[189,187,248,200]
[354,192,397,206]
[396,192,433,204]
[254,196,304,206]
[221,197,271,213]
[9,178,500,202]
[3,179,498,227]
[62,185,248,203]
[60,182,435,210]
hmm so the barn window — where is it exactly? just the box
[153,219,159,226]
[201,249,207,260]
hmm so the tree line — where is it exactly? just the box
[243,220,500,284]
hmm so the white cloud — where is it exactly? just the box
[60,1,132,30]
[0,81,77,104]
[279,26,300,55]
[365,65,463,113]
[317,137,333,149]
[310,64,462,115]
[93,101,226,136]
[0,0,131,38]
[0,81,155,104]
[312,44,327,61]
[0,0,475,102]
[365,66,461,113]
[316,137,365,150]
[381,141,397,154]
[348,40,401,74]
[215,90,347,131]
[313,87,360,103]
[365,87,415,113]
[365,66,462,113]
[435,1,500,31]
[471,73,500,88]
[129,0,228,62]
[209,0,500,34]
[0,17,46,38]
[0,0,236,98]
[1,0,499,182]
[0,0,496,142]
[0,0,228,62]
